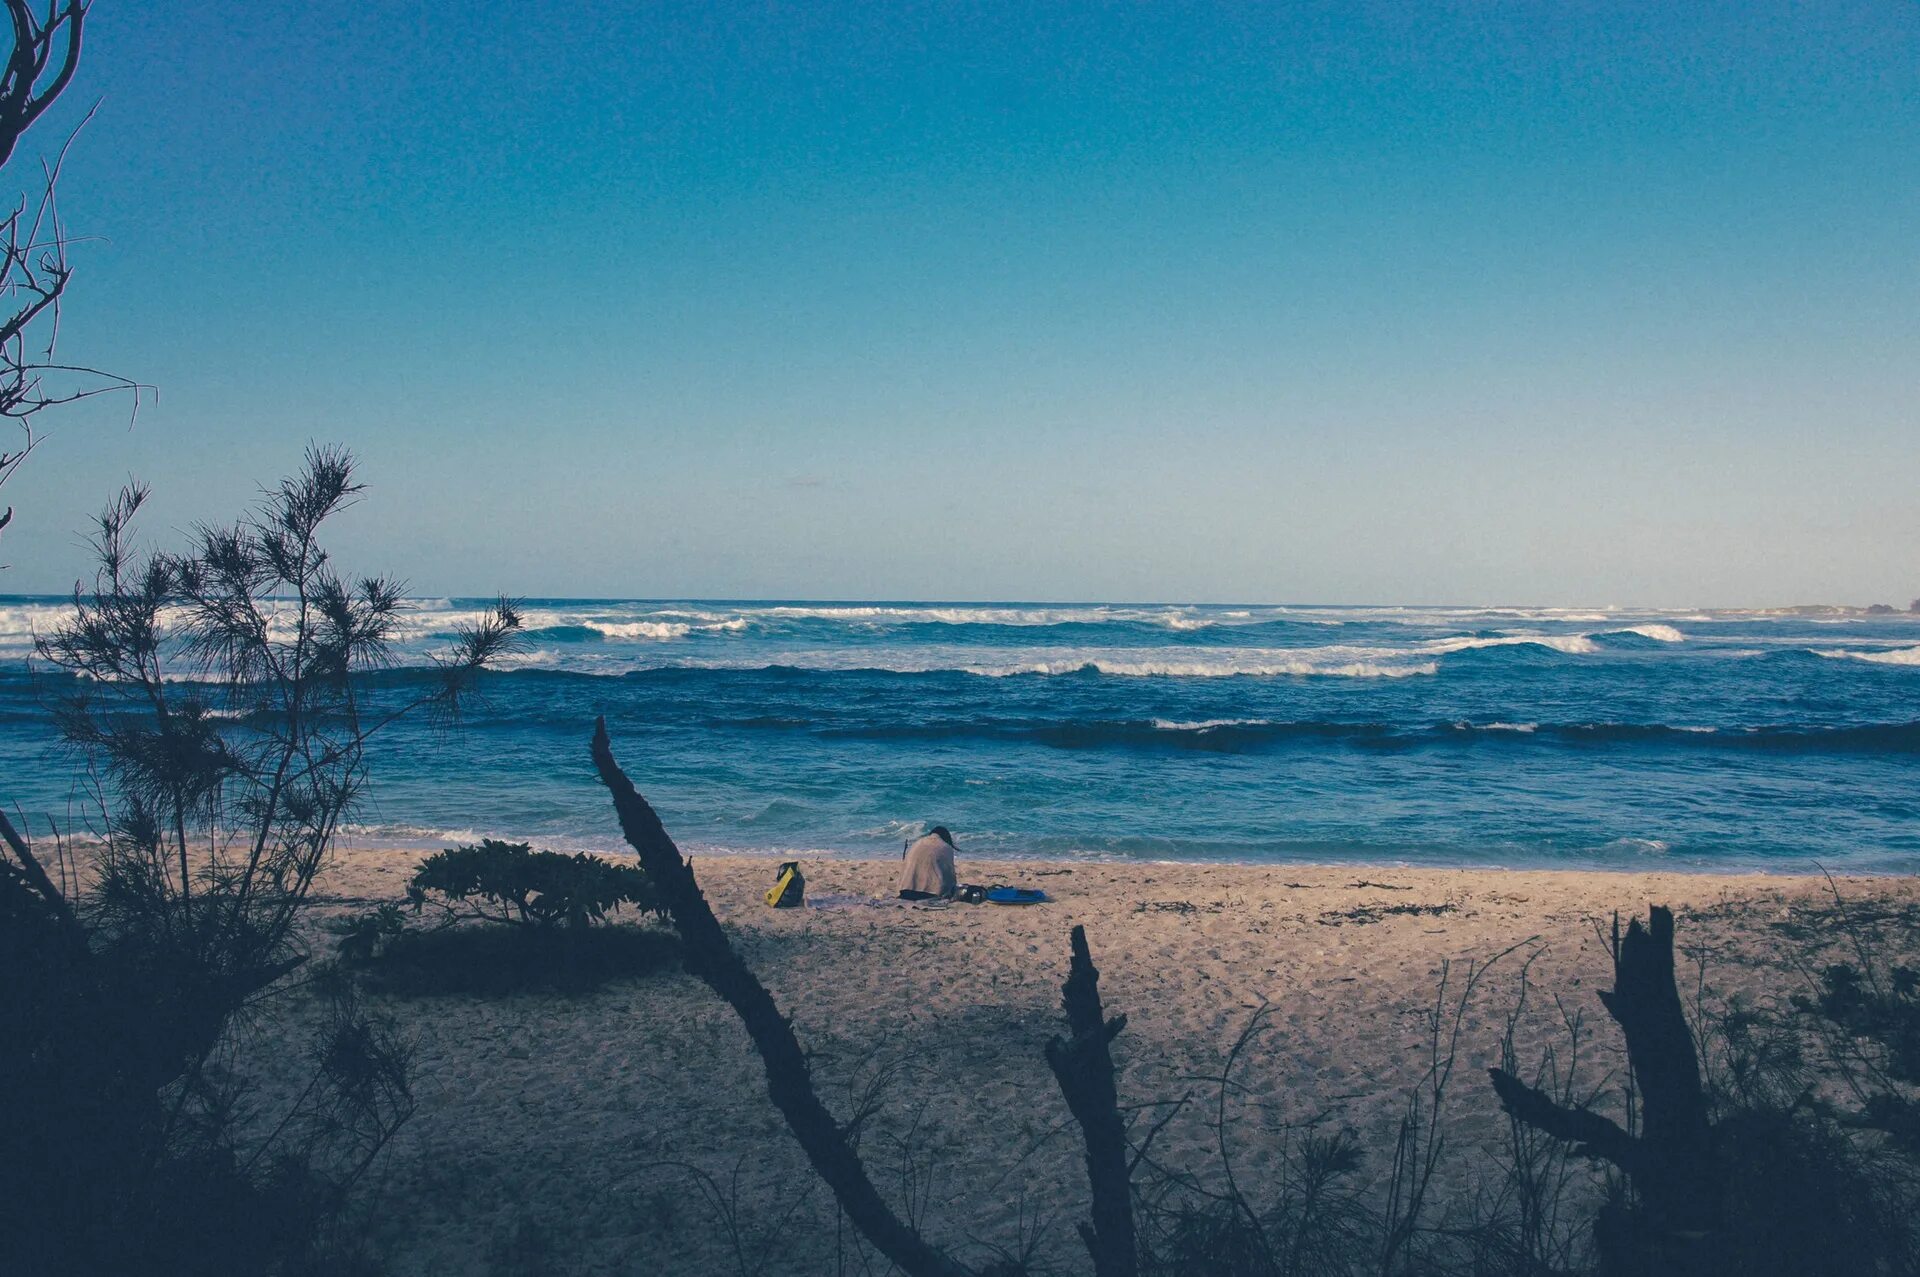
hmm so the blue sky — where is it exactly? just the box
[5,1,1916,604]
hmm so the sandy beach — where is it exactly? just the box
[289,850,1920,1275]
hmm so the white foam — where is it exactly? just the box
[1816,644,1920,666]
[745,604,1290,630]
[996,654,1436,678]
[389,606,518,639]
[1422,633,1600,656]
[1150,718,1271,731]
[624,611,749,631]
[658,642,1444,678]
[0,602,68,639]
[486,648,562,669]
[1600,837,1672,856]
[595,620,693,640]
[1613,624,1686,643]
[401,606,753,643]
[761,604,1115,627]
[853,819,927,841]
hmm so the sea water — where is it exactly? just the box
[2,598,1916,871]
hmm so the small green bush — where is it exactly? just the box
[408,839,661,930]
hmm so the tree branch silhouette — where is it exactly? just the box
[591,717,972,1277]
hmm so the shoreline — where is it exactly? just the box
[330,830,1920,879]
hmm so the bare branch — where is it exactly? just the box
[0,803,80,938]
[590,717,971,1277]
[0,4,147,557]
[1487,1067,1642,1172]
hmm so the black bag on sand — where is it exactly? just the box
[766,861,805,908]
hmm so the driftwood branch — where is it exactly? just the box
[0,803,80,937]
[1490,905,1718,1257]
[1043,924,1137,1277]
[1487,1067,1641,1172]
[590,718,970,1277]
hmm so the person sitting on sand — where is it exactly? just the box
[899,826,959,901]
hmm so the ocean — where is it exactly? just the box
[2,597,1917,872]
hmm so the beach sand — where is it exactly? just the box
[298,850,1920,1274]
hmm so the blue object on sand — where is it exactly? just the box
[985,886,1048,905]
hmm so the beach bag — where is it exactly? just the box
[765,861,805,908]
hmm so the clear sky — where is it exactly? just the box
[5,1,1917,604]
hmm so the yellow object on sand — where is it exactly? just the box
[765,861,804,908]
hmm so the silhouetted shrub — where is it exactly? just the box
[333,901,412,963]
[408,839,662,930]
[1136,1131,1373,1277]
[1702,1105,1920,1277]
[1799,960,1920,1084]
[1,454,518,1274]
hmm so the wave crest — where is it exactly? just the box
[1817,644,1920,667]
[1423,633,1599,656]
[596,620,693,640]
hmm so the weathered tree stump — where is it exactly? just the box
[1489,906,1718,1270]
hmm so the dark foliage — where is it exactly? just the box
[1,452,519,1274]
[408,838,662,930]
[1799,961,1920,1085]
[1,874,418,1274]
[345,917,680,997]
[1700,1106,1919,1277]
[1491,905,1920,1277]
[1135,1130,1374,1277]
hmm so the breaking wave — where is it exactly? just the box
[1817,644,1920,667]
[1423,633,1599,656]
[8,593,1920,872]
[1608,624,1686,643]
[592,620,694,640]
